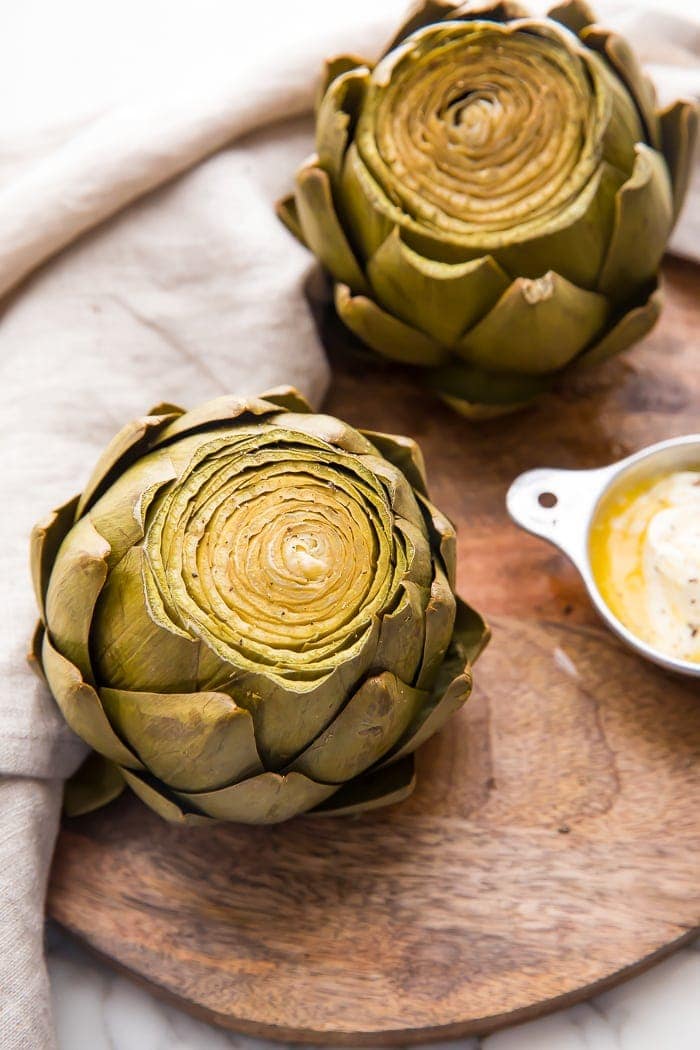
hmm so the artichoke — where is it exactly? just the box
[278,0,698,417]
[30,388,488,825]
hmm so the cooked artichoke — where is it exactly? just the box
[30,389,488,824]
[278,0,698,416]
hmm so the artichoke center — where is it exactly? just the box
[142,430,402,675]
[358,21,604,238]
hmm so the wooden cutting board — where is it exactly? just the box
[48,258,700,1044]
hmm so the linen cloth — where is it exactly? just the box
[0,2,697,1047]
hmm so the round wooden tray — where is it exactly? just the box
[49,258,700,1044]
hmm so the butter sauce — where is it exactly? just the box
[589,470,700,664]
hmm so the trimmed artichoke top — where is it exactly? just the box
[279,0,697,417]
[30,388,488,825]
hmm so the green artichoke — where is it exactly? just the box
[278,0,698,417]
[30,388,488,825]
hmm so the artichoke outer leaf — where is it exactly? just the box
[223,634,378,769]
[28,622,47,682]
[44,516,110,684]
[294,161,369,294]
[121,769,212,825]
[367,230,510,345]
[86,454,178,566]
[310,754,416,817]
[335,283,449,367]
[100,688,264,793]
[290,672,428,784]
[416,493,457,589]
[494,164,625,292]
[152,393,290,447]
[373,581,428,683]
[455,272,609,374]
[380,598,487,766]
[380,663,472,766]
[580,25,660,148]
[257,386,314,414]
[76,409,182,519]
[383,1,460,52]
[361,430,429,497]
[454,595,491,666]
[275,194,307,247]
[64,753,125,818]
[178,772,337,825]
[271,411,377,455]
[659,99,700,222]
[317,66,371,183]
[316,53,369,111]
[597,144,673,302]
[41,630,143,770]
[91,546,206,693]
[415,562,458,690]
[547,0,595,35]
[430,361,552,410]
[576,282,663,368]
[338,143,396,263]
[30,494,80,621]
[384,0,529,52]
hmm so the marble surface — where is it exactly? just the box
[48,925,700,1050]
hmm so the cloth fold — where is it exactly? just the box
[0,2,697,1048]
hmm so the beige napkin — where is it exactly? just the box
[0,2,697,1047]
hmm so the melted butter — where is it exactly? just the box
[589,470,700,663]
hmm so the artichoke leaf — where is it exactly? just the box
[379,597,487,766]
[100,687,264,793]
[92,546,206,693]
[360,429,429,497]
[416,493,457,589]
[577,282,663,367]
[63,753,125,818]
[275,194,307,247]
[293,162,369,294]
[384,0,529,53]
[430,362,552,412]
[456,272,609,374]
[310,754,416,816]
[152,393,293,447]
[580,25,660,147]
[335,283,448,367]
[30,494,79,621]
[367,230,510,345]
[257,386,314,414]
[373,581,427,683]
[317,66,371,183]
[121,768,212,825]
[41,630,143,770]
[87,454,178,565]
[494,163,626,291]
[178,771,337,824]
[28,622,46,682]
[454,595,491,665]
[290,672,428,784]
[270,410,377,455]
[223,625,379,768]
[415,562,457,690]
[317,53,370,110]
[598,144,673,302]
[547,0,595,35]
[659,99,699,222]
[76,409,182,519]
[44,516,110,684]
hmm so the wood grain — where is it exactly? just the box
[49,258,700,1044]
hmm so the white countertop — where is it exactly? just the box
[48,926,699,1050]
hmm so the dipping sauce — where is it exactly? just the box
[589,470,700,664]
